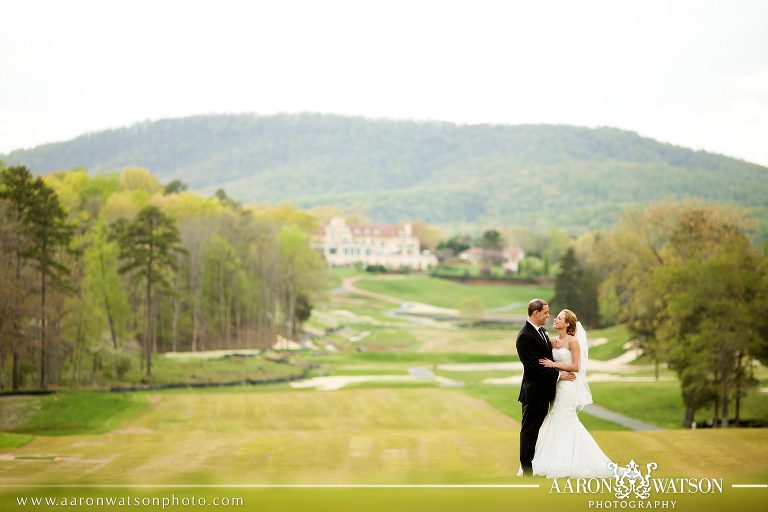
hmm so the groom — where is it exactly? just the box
[516,298,575,476]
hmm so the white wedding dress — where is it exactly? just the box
[531,347,614,478]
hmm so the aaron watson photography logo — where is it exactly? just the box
[548,460,724,509]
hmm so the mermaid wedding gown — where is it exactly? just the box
[531,347,614,478]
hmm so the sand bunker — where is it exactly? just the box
[163,349,261,360]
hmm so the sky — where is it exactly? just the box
[1,0,767,166]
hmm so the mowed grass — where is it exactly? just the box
[1,387,766,492]
[353,275,553,312]
[308,351,517,367]
[3,486,767,512]
[327,267,364,289]
[590,381,768,429]
[440,370,628,432]
[0,391,147,436]
[0,432,34,448]
[355,325,422,351]
[0,388,523,486]
[310,294,403,328]
[3,353,308,392]
[131,388,515,432]
[124,354,304,386]
[412,326,521,355]
[3,267,765,510]
[587,324,634,360]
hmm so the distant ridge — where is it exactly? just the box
[3,113,766,230]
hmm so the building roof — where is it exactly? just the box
[348,224,401,237]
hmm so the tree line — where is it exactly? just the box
[0,165,326,390]
[551,201,768,427]
[5,113,766,232]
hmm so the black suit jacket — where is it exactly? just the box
[516,321,560,403]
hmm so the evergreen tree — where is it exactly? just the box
[0,166,74,390]
[115,206,185,376]
[436,235,471,256]
[478,229,504,250]
[0,166,37,390]
[552,248,580,310]
[25,179,75,389]
[551,247,600,327]
[164,179,188,195]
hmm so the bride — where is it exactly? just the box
[531,309,615,478]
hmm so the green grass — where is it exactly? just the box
[343,381,439,390]
[110,388,517,432]
[353,274,553,312]
[1,386,767,500]
[590,381,768,429]
[307,357,440,376]
[430,264,506,278]
[0,432,34,448]
[320,367,411,376]
[461,384,628,432]
[587,324,633,360]
[3,485,768,512]
[439,370,628,432]
[128,355,304,386]
[1,391,147,436]
[301,351,518,380]
[327,267,364,289]
[356,326,421,351]
[2,352,308,392]
[590,382,687,429]
[333,352,518,364]
[313,294,402,325]
[122,382,305,395]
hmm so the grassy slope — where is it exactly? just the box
[353,275,554,312]
[145,356,303,385]
[1,353,309,391]
[590,381,768,429]
[0,392,147,436]
[587,324,633,360]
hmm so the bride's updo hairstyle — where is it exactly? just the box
[562,309,578,336]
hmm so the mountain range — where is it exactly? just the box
[3,113,766,232]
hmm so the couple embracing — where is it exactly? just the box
[516,299,615,478]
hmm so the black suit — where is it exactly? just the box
[516,321,559,475]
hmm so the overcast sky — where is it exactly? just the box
[2,0,767,166]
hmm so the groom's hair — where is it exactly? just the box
[528,299,548,316]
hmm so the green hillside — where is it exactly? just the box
[3,113,766,230]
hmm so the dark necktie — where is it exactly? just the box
[538,327,549,348]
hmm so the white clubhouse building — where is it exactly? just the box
[314,217,438,271]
